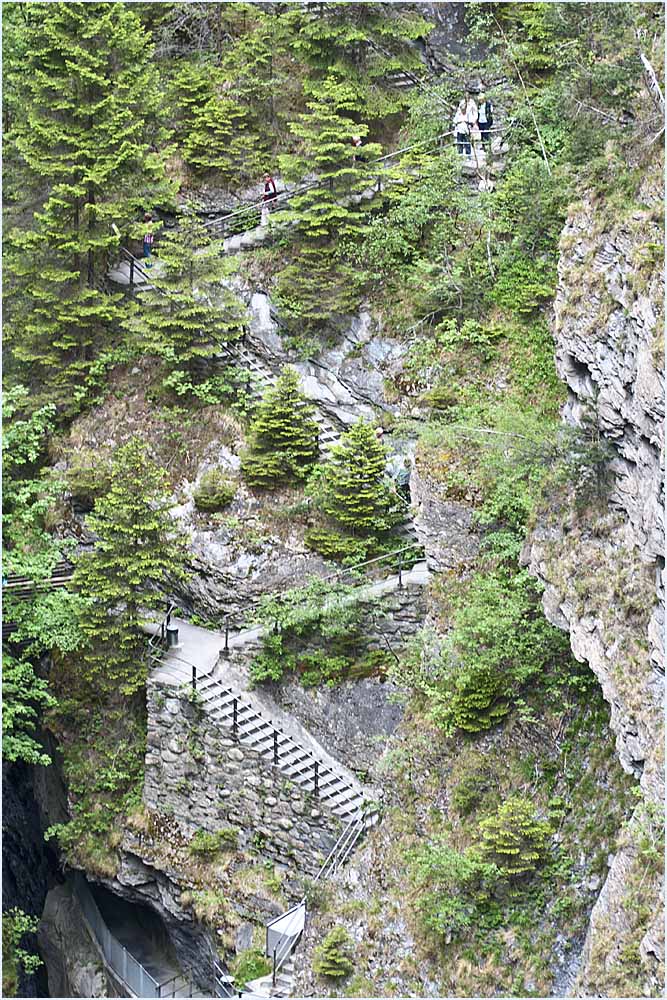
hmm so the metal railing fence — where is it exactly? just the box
[74,873,162,998]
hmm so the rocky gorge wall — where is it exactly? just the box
[522,166,665,996]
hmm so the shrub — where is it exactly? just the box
[424,566,573,735]
[188,827,238,856]
[231,949,272,990]
[193,469,237,512]
[66,450,112,511]
[451,772,489,817]
[313,926,354,979]
[478,797,552,876]
[408,840,499,938]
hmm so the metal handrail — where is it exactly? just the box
[199,124,503,235]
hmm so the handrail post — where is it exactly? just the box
[224,626,229,654]
[273,730,278,766]
[272,948,278,987]
[232,698,238,740]
[398,552,403,589]
[314,760,319,798]
[129,256,135,288]
[192,664,197,691]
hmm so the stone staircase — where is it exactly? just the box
[193,672,374,826]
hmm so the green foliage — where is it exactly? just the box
[420,403,560,537]
[125,211,246,398]
[478,797,553,876]
[44,702,147,873]
[409,840,500,937]
[189,827,238,856]
[250,577,372,686]
[2,654,56,766]
[486,155,567,316]
[3,1,175,408]
[231,949,272,991]
[72,438,188,697]
[313,926,355,979]
[303,528,372,565]
[274,74,384,339]
[354,151,462,286]
[241,368,320,488]
[2,388,85,742]
[169,59,267,181]
[65,449,113,512]
[2,908,42,995]
[308,420,402,537]
[422,565,572,735]
[193,469,237,513]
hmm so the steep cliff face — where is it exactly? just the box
[523,162,665,996]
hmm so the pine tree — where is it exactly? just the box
[72,438,188,697]
[284,3,430,107]
[311,420,402,535]
[124,211,247,396]
[241,369,320,488]
[3,2,175,409]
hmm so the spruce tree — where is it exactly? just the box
[3,2,174,408]
[478,797,552,877]
[241,369,320,488]
[312,420,402,535]
[275,75,383,339]
[124,211,247,395]
[168,48,270,183]
[72,438,188,698]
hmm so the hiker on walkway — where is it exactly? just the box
[261,173,278,225]
[142,213,154,267]
[351,135,366,163]
[453,93,478,156]
[477,92,494,148]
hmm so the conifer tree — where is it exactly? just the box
[168,55,269,183]
[72,438,188,697]
[284,3,430,108]
[124,212,247,395]
[478,797,552,876]
[275,75,383,339]
[3,2,174,408]
[311,420,402,535]
[241,369,320,488]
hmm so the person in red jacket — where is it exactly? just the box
[261,174,278,225]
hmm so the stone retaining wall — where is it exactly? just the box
[144,685,342,879]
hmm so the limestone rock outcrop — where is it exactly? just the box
[522,165,664,997]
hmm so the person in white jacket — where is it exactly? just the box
[453,93,478,155]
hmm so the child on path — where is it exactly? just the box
[142,213,154,267]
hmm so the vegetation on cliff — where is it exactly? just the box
[2,2,662,996]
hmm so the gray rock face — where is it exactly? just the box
[38,882,118,998]
[245,291,408,424]
[521,171,664,996]
[410,463,481,572]
[553,180,664,675]
[271,676,404,777]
